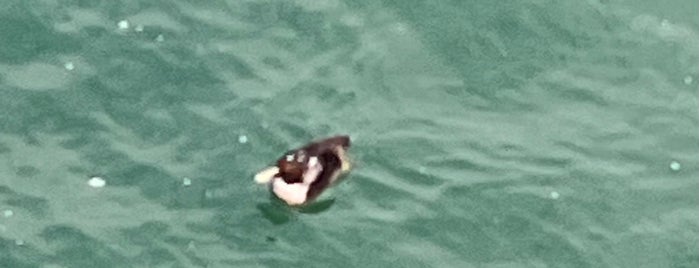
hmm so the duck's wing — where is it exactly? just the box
[305,152,343,202]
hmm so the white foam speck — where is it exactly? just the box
[117,20,130,30]
[3,210,13,218]
[394,23,408,34]
[660,19,670,28]
[550,191,560,199]
[155,34,165,42]
[670,161,681,171]
[418,166,427,174]
[88,176,106,188]
[186,241,196,251]
[64,62,74,71]
[15,239,24,246]
[341,14,364,27]
[135,24,144,32]
[183,177,192,186]
[238,135,248,144]
[684,76,693,85]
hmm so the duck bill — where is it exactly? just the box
[254,166,279,184]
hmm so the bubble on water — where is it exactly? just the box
[64,62,74,71]
[88,176,106,188]
[418,166,427,174]
[395,23,408,34]
[135,24,144,32]
[2,210,13,218]
[341,14,363,27]
[183,177,192,186]
[117,20,130,30]
[684,76,693,85]
[550,191,560,199]
[670,161,681,171]
[660,19,670,28]
[155,34,165,42]
[238,135,248,144]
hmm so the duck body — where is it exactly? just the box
[254,135,351,206]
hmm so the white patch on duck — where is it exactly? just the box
[267,157,323,205]
[296,151,306,163]
[302,156,322,184]
[272,178,309,205]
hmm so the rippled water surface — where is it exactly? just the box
[1,0,698,267]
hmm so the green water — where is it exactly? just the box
[1,1,698,267]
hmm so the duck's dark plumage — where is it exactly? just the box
[274,135,349,183]
[255,135,351,205]
[306,150,342,201]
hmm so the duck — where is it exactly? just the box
[254,135,352,206]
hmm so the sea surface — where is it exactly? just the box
[0,0,698,267]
